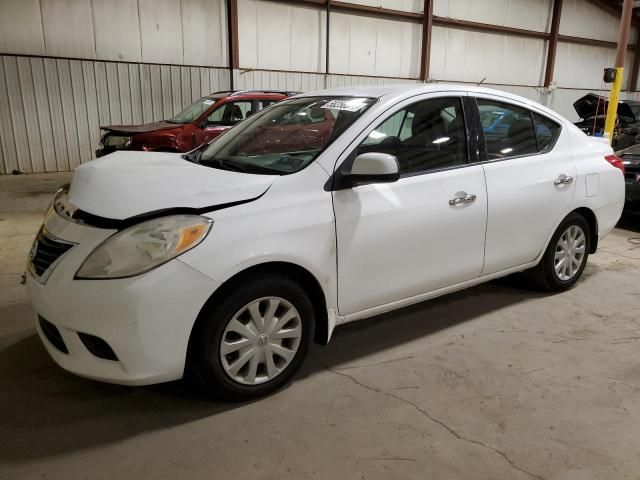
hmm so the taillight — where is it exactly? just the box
[605,154,625,174]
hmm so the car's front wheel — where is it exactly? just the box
[188,273,315,401]
[528,212,591,291]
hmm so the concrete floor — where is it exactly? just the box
[1,173,640,480]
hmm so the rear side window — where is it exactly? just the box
[532,113,561,152]
[477,99,561,159]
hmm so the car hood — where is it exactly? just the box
[68,151,276,220]
[573,93,636,120]
[102,121,182,134]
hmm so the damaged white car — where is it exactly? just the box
[27,85,624,400]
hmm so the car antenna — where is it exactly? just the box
[477,77,487,86]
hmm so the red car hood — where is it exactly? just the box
[102,121,182,134]
[68,151,276,220]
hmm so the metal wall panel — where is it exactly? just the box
[329,12,421,78]
[40,0,96,59]
[339,0,422,13]
[554,42,634,90]
[138,0,184,65]
[559,0,627,43]
[429,26,546,85]
[233,69,420,91]
[92,0,143,62]
[182,0,228,67]
[3,57,32,173]
[30,58,58,172]
[82,61,102,155]
[238,0,327,73]
[0,0,45,56]
[43,58,70,171]
[434,0,553,32]
[0,59,17,174]
[0,55,230,174]
[17,57,45,173]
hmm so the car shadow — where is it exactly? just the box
[0,278,548,462]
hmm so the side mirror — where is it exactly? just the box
[333,152,400,190]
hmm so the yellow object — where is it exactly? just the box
[604,66,624,144]
[176,224,209,253]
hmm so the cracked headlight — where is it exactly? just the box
[76,215,212,279]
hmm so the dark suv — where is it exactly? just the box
[96,90,297,157]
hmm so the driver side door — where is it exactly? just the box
[333,94,488,317]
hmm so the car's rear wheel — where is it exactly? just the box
[528,212,590,291]
[188,273,314,401]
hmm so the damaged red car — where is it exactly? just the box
[96,90,297,157]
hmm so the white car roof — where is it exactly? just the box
[301,83,563,122]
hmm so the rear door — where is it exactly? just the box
[474,95,576,275]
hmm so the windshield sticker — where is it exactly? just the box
[321,99,367,112]
[203,99,215,105]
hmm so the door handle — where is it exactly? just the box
[554,174,574,186]
[449,192,477,206]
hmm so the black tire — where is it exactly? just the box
[527,212,591,292]
[187,273,315,401]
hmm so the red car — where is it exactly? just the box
[96,90,297,157]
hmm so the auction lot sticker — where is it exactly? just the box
[322,99,367,112]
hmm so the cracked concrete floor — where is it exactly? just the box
[1,173,640,480]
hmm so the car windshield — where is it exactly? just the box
[195,97,376,175]
[168,97,217,124]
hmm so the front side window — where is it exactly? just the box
[168,97,218,124]
[477,99,560,159]
[206,101,252,126]
[357,97,468,175]
[197,97,375,174]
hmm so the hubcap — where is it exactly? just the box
[554,225,586,281]
[220,297,302,385]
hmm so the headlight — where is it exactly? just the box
[76,215,212,279]
[103,135,132,148]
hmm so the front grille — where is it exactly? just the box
[30,229,74,278]
[38,316,69,354]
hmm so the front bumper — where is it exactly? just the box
[26,211,221,385]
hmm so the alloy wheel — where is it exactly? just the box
[219,296,302,385]
[554,225,586,281]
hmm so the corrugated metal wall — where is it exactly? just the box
[1,0,639,173]
[0,55,229,174]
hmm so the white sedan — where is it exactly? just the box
[26,85,625,400]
